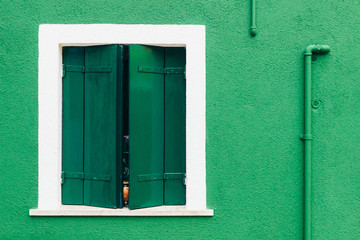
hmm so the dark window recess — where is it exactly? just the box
[61,45,186,209]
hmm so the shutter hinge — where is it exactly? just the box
[138,66,164,74]
[164,67,185,75]
[62,65,112,76]
[61,171,111,184]
[137,172,186,182]
[138,66,185,75]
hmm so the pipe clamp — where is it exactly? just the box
[300,134,313,140]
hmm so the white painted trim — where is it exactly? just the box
[36,24,208,215]
[30,206,213,217]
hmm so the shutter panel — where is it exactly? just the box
[164,47,186,205]
[83,45,123,208]
[62,47,85,204]
[128,45,165,209]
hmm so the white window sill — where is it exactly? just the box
[29,205,214,217]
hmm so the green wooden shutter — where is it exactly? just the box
[128,45,165,209]
[83,45,123,208]
[164,47,186,205]
[63,45,185,209]
[62,47,85,205]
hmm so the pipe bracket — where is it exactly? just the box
[300,134,313,141]
[312,99,321,109]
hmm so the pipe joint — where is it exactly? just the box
[305,45,331,56]
[300,134,313,141]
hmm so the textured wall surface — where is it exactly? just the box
[1,0,360,239]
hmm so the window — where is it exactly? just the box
[31,24,212,216]
[62,44,186,209]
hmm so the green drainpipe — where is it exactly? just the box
[302,45,330,240]
[250,0,256,36]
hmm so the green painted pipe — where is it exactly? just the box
[250,0,256,36]
[303,45,330,240]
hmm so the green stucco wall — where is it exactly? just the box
[1,0,360,239]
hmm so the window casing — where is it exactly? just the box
[31,24,211,216]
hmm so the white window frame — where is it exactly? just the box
[30,24,212,216]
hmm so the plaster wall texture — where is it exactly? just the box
[1,0,360,239]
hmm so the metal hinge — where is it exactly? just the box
[138,65,185,75]
[61,171,111,184]
[164,67,186,75]
[137,172,186,184]
[62,65,112,77]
